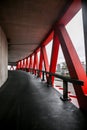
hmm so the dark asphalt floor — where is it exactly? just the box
[0,70,87,130]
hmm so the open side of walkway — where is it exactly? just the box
[0,70,87,130]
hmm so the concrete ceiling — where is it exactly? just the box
[0,0,71,64]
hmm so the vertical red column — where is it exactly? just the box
[17,62,19,69]
[33,53,36,74]
[42,46,49,81]
[19,61,21,69]
[20,60,23,69]
[29,55,32,69]
[18,61,21,69]
[50,28,60,85]
[23,59,25,69]
[39,48,43,78]
[26,58,28,68]
[24,59,27,68]
[33,52,39,74]
[42,46,49,72]
[33,53,36,70]
[28,57,30,69]
[35,52,39,76]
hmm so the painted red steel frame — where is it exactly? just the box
[16,0,87,110]
[49,27,60,85]
[58,25,87,93]
[26,58,28,68]
[59,0,81,26]
[29,56,33,70]
[42,46,49,72]
[33,52,39,74]
[39,48,43,78]
[57,24,87,110]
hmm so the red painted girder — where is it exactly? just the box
[20,60,23,68]
[33,52,39,74]
[59,0,81,26]
[17,61,20,69]
[24,59,27,68]
[59,25,87,93]
[43,31,54,46]
[39,48,43,78]
[42,46,49,72]
[42,46,49,81]
[33,54,36,70]
[23,59,25,68]
[57,24,87,110]
[28,57,30,68]
[50,28,60,85]
[26,58,28,68]
[36,53,39,69]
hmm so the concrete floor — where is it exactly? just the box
[0,70,87,130]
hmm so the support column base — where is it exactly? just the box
[60,96,71,101]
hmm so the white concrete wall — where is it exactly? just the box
[0,26,8,87]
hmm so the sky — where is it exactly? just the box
[46,9,85,65]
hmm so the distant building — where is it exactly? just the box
[56,61,86,76]
[56,62,69,76]
[56,64,61,74]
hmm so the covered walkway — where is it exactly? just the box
[0,70,87,130]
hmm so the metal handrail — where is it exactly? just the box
[29,68,83,85]
[28,68,84,101]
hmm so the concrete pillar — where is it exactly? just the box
[0,26,8,87]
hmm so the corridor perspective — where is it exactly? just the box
[0,0,87,129]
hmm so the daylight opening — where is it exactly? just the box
[65,9,86,72]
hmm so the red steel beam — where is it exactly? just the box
[42,46,49,81]
[42,31,54,46]
[82,0,87,74]
[29,56,32,69]
[33,52,38,74]
[33,52,39,69]
[57,24,87,110]
[35,53,39,69]
[17,61,20,69]
[24,59,26,68]
[33,54,36,70]
[23,59,25,68]
[39,48,43,77]
[20,60,23,69]
[42,46,49,72]
[59,0,81,26]
[50,27,60,85]
[26,58,28,68]
[28,57,30,68]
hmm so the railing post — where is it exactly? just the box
[32,69,34,74]
[60,80,71,101]
[35,70,36,75]
[42,72,45,81]
[37,71,40,78]
[47,75,52,87]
